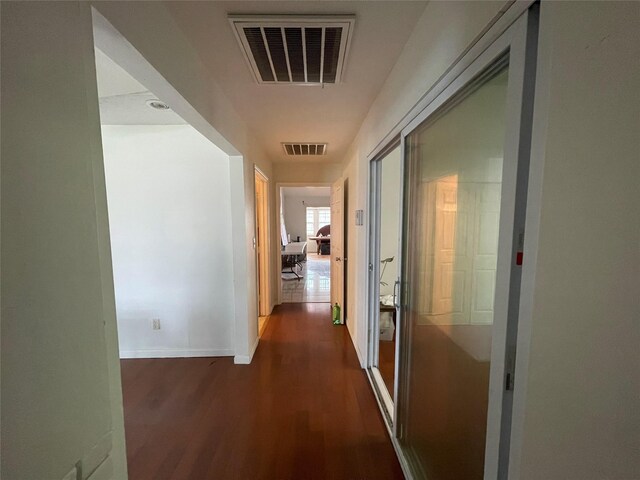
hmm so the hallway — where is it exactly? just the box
[281,252,331,303]
[120,303,403,480]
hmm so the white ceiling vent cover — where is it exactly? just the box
[229,15,355,85]
[282,143,328,156]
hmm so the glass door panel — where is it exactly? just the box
[368,144,402,414]
[400,66,509,479]
[376,146,402,401]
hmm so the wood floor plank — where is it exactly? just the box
[121,303,404,480]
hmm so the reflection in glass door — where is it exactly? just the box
[399,65,510,479]
[368,145,402,415]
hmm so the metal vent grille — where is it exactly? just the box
[229,15,355,85]
[282,143,328,156]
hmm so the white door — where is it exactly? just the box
[330,178,344,321]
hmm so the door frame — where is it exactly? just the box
[330,177,345,322]
[342,177,349,325]
[366,138,402,424]
[363,5,539,479]
[254,166,271,318]
[275,182,333,305]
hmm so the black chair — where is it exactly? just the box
[315,224,331,254]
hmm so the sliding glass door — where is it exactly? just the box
[399,64,509,479]
[366,8,538,479]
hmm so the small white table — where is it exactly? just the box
[282,241,307,255]
[281,242,307,279]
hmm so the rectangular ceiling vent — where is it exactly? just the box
[229,15,355,85]
[282,143,328,156]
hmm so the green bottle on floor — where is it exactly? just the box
[332,303,341,325]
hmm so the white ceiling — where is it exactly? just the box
[166,1,428,163]
[282,186,331,197]
[95,48,187,125]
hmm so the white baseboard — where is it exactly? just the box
[119,348,234,359]
[234,335,260,365]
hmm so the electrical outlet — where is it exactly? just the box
[152,318,161,330]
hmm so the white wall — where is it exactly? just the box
[511,2,640,479]
[102,125,236,358]
[1,2,126,478]
[283,194,330,242]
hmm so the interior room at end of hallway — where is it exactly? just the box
[280,186,332,303]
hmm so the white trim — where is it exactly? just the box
[371,368,394,420]
[508,4,550,476]
[392,134,406,438]
[120,348,234,359]
[228,155,254,365]
[367,158,381,370]
[365,139,403,432]
[234,335,260,365]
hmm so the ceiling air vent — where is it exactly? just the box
[282,143,328,156]
[229,15,355,85]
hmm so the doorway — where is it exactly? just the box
[330,177,346,323]
[278,185,332,304]
[255,168,270,336]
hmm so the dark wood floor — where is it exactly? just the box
[121,303,404,480]
[378,338,396,397]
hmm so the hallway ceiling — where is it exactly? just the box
[166,1,428,163]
